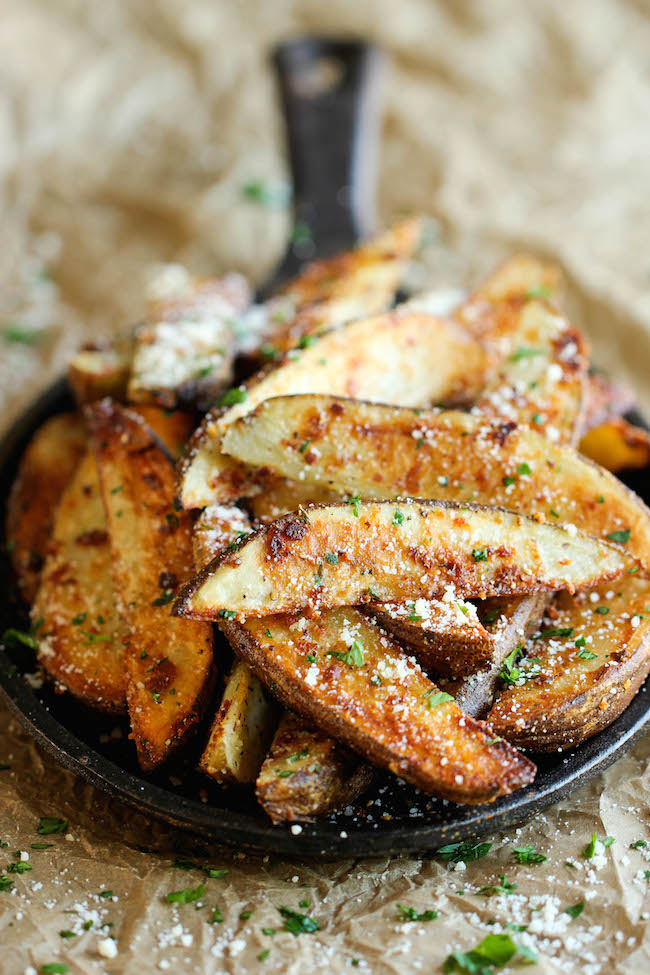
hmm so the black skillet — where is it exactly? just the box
[2,38,650,858]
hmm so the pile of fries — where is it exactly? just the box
[7,218,650,824]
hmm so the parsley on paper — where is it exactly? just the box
[0,876,14,893]
[565,900,585,919]
[582,833,597,858]
[208,906,223,924]
[437,840,492,863]
[478,876,517,896]
[630,840,647,849]
[397,904,438,921]
[167,883,206,904]
[40,966,69,975]
[444,933,537,973]
[513,845,548,864]
[37,817,68,835]
[278,905,319,935]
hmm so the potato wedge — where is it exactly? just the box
[579,419,650,474]
[222,397,650,566]
[32,451,127,711]
[367,598,494,679]
[128,268,250,410]
[6,412,86,602]
[256,711,375,823]
[248,477,342,524]
[175,500,632,620]
[443,593,550,718]
[488,577,650,750]
[86,400,214,772]
[464,254,564,308]
[221,608,535,803]
[471,299,588,445]
[266,217,423,351]
[177,307,484,508]
[198,658,280,785]
[67,335,134,406]
[192,504,279,786]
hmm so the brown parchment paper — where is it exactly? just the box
[3,1,650,972]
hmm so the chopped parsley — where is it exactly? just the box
[165,512,180,530]
[327,641,364,668]
[564,900,585,919]
[151,590,175,607]
[577,648,597,660]
[37,817,68,835]
[594,606,609,615]
[298,334,316,349]
[525,285,551,300]
[3,324,50,346]
[472,548,488,562]
[241,180,290,208]
[346,495,361,517]
[275,770,293,779]
[2,626,40,650]
[58,930,76,939]
[513,845,547,864]
[7,861,31,874]
[219,610,237,620]
[392,510,405,526]
[582,833,597,859]
[40,966,69,975]
[478,875,517,896]
[606,529,630,544]
[0,876,14,892]
[517,462,532,476]
[508,346,544,362]
[397,904,438,921]
[480,607,500,625]
[444,933,537,973]
[437,840,492,863]
[167,882,206,904]
[278,905,319,935]
[208,906,223,924]
[31,843,53,850]
[423,690,454,709]
[533,627,574,640]
[325,553,339,565]
[219,387,248,407]
[71,613,87,626]
[299,439,312,454]
[630,840,647,849]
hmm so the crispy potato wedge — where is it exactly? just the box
[86,400,214,772]
[221,608,535,803]
[583,371,636,432]
[175,500,632,620]
[199,658,280,785]
[222,397,650,566]
[32,451,127,711]
[128,268,250,410]
[471,299,588,444]
[458,254,564,334]
[256,711,375,823]
[443,593,550,718]
[367,598,494,679]
[488,577,650,750]
[67,335,134,406]
[193,504,279,786]
[6,412,87,602]
[267,217,423,351]
[579,419,650,474]
[177,306,484,508]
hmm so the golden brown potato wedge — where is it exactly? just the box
[442,593,550,718]
[32,451,127,711]
[67,335,134,406]
[192,504,279,786]
[86,400,214,772]
[6,412,87,602]
[222,397,650,566]
[175,500,632,620]
[221,608,535,804]
[367,598,494,679]
[267,217,423,352]
[199,658,280,785]
[488,577,650,750]
[579,419,650,474]
[464,254,564,309]
[471,299,588,445]
[177,306,484,508]
[256,711,375,823]
[128,268,250,410]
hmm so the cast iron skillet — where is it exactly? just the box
[2,39,650,858]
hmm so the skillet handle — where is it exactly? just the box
[269,38,383,287]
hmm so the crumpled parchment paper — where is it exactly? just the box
[2,1,650,972]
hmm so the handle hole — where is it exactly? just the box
[288,55,345,98]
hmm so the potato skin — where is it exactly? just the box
[6,412,86,603]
